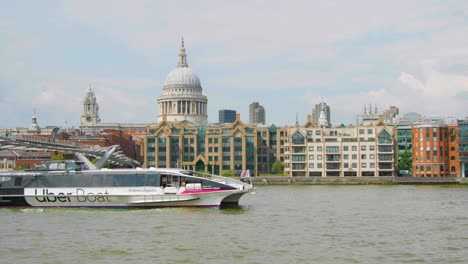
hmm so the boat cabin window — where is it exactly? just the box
[14,177,22,186]
[110,174,155,187]
[66,162,84,171]
[160,174,180,188]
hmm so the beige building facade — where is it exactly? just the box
[143,114,396,177]
[145,114,282,176]
[284,117,396,177]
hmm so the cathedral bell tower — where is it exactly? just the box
[80,85,101,127]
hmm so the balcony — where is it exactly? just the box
[326,155,341,162]
[291,164,306,170]
[326,164,341,170]
[378,164,393,170]
[292,147,306,154]
[377,146,394,153]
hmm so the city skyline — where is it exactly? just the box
[1,1,468,128]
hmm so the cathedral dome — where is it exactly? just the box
[164,67,201,87]
[157,38,208,124]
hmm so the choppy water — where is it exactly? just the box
[1,185,468,264]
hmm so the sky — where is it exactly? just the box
[1,0,468,129]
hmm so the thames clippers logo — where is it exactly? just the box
[31,188,111,203]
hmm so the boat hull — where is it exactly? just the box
[0,187,249,208]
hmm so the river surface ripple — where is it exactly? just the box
[1,185,468,264]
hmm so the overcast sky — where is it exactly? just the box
[1,0,468,128]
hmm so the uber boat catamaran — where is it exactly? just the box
[0,147,254,208]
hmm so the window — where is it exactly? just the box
[344,146,349,151]
[316,130,321,135]
[359,129,365,134]
[369,146,375,151]
[309,155,314,160]
[317,163,322,168]
[378,130,392,143]
[370,163,375,168]
[309,146,314,151]
[292,131,305,145]
[367,129,373,134]
[326,146,339,153]
[344,154,349,160]
[352,154,357,160]
[370,154,375,159]
[309,163,314,168]
[361,146,366,151]
[352,146,357,151]
[352,163,357,168]
[317,147,322,151]
[361,154,366,159]
[361,163,367,168]
[317,155,322,160]
[344,163,349,168]
[451,156,455,160]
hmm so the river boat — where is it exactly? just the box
[0,151,254,208]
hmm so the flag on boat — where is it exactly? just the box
[240,169,250,179]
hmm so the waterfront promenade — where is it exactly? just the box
[249,176,468,185]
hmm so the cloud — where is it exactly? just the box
[2,0,468,127]
[398,61,468,98]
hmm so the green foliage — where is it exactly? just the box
[271,159,284,175]
[222,169,235,177]
[15,165,27,171]
[397,151,412,172]
[51,154,64,160]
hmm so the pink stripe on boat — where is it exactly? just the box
[181,189,231,195]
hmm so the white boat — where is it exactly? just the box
[0,149,254,208]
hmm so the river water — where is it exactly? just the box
[1,185,468,264]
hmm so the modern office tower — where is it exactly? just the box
[80,85,101,127]
[397,124,412,154]
[457,119,468,177]
[312,100,331,127]
[157,38,208,124]
[383,106,399,124]
[249,102,265,124]
[219,109,237,123]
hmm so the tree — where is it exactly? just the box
[397,151,412,174]
[222,169,235,177]
[51,154,64,160]
[271,159,284,175]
